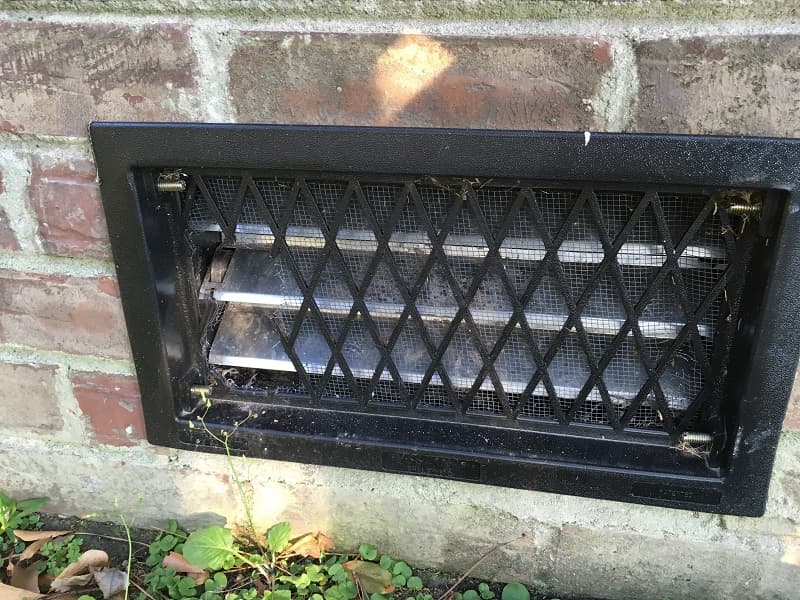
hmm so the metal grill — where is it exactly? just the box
[182,172,745,435]
[91,123,800,515]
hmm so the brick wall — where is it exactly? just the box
[0,2,799,598]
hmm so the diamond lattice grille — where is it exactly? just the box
[185,172,740,435]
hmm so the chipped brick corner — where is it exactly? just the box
[72,371,145,446]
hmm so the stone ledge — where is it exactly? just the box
[1,0,798,21]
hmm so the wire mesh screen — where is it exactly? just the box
[180,171,746,435]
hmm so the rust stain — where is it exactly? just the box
[122,92,146,107]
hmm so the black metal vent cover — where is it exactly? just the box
[91,124,800,516]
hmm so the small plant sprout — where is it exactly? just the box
[195,389,259,546]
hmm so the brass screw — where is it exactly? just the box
[680,431,713,445]
[190,384,212,397]
[726,204,761,216]
[157,180,187,193]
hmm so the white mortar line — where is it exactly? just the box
[592,37,639,132]
[0,132,90,150]
[189,25,239,122]
[0,343,136,375]
[0,250,116,278]
[3,11,800,39]
[0,134,92,156]
[53,363,90,443]
[0,149,42,252]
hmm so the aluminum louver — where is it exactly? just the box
[186,174,736,434]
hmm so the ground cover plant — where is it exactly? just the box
[0,489,537,600]
[0,398,544,600]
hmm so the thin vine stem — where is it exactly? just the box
[196,392,261,551]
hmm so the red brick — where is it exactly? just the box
[29,154,110,258]
[230,33,611,130]
[0,362,61,433]
[0,270,131,359]
[71,371,145,446]
[634,36,800,136]
[0,23,198,137]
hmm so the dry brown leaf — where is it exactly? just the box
[18,533,70,563]
[162,552,209,585]
[50,574,93,593]
[12,531,71,542]
[18,539,49,563]
[342,560,395,594]
[9,561,42,594]
[50,548,109,592]
[0,582,42,600]
[91,567,128,599]
[286,533,335,559]
[36,573,54,592]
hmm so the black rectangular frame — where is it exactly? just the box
[90,123,800,516]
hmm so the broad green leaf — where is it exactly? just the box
[501,583,529,600]
[463,590,479,600]
[358,543,378,561]
[267,522,293,553]
[182,526,237,570]
[392,575,406,587]
[179,576,197,592]
[343,561,394,594]
[305,565,325,583]
[478,583,494,600]
[16,496,47,516]
[392,562,412,579]
[324,584,357,600]
[406,577,423,591]
[379,555,394,570]
[327,562,347,584]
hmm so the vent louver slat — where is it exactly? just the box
[189,173,732,433]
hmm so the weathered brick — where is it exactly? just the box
[785,368,800,431]
[0,270,131,359]
[0,361,61,433]
[0,169,19,250]
[634,36,800,136]
[0,23,198,137]
[29,154,109,258]
[71,371,144,446]
[0,211,18,250]
[230,33,611,129]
